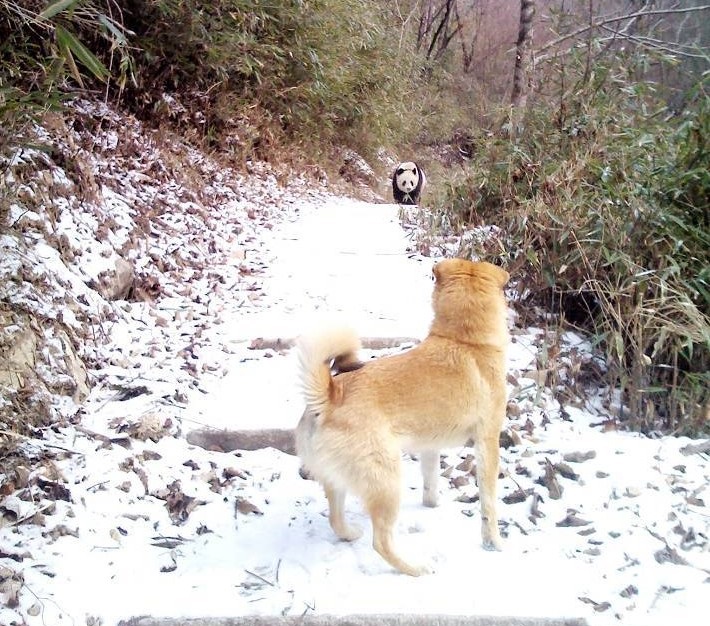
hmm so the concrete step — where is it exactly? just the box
[120,615,589,626]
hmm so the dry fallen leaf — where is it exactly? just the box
[540,459,563,500]
[235,496,263,516]
[529,491,545,521]
[578,596,611,612]
[556,513,591,527]
[620,584,638,598]
[503,488,533,504]
[455,455,475,473]
[153,481,206,525]
[555,462,580,481]
[654,544,688,566]
[450,475,470,489]
[36,476,72,502]
[0,568,22,608]
[223,467,248,480]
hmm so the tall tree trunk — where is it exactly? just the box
[508,0,536,133]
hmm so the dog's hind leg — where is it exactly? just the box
[363,457,431,576]
[420,449,440,507]
[367,488,430,576]
[474,431,503,550]
[324,483,362,541]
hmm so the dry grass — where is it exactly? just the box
[433,70,709,435]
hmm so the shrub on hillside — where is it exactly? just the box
[0,0,131,143]
[116,0,423,156]
[444,74,709,435]
[1,1,431,163]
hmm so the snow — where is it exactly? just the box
[1,102,708,626]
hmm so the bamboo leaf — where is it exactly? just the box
[39,0,80,20]
[55,25,110,82]
[98,14,129,46]
[55,26,83,87]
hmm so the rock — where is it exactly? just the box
[563,450,597,463]
[625,486,642,498]
[0,315,37,390]
[0,314,89,407]
[54,328,90,402]
[680,440,710,455]
[186,428,295,455]
[338,149,377,187]
[96,256,135,301]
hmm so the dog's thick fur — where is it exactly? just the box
[295,259,510,575]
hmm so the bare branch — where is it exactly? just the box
[598,25,710,60]
[536,4,710,60]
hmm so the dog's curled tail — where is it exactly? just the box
[296,326,361,416]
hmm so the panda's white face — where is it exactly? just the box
[396,163,419,193]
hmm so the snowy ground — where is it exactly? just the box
[1,102,708,626]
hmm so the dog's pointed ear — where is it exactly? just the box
[494,266,510,287]
[477,262,509,287]
[432,263,441,282]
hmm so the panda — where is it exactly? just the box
[392,161,426,205]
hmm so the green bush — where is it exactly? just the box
[117,0,424,156]
[443,70,709,435]
[1,1,434,162]
[1,0,132,230]
[0,0,132,143]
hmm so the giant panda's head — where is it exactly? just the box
[395,162,420,193]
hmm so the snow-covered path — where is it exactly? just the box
[2,187,708,626]
[246,199,435,338]
[187,198,434,432]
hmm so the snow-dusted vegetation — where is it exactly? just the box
[1,98,708,626]
[1,2,707,625]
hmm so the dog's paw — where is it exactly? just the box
[335,524,363,542]
[404,560,435,576]
[422,492,439,508]
[482,535,503,551]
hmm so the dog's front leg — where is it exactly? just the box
[475,433,503,550]
[420,450,440,507]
